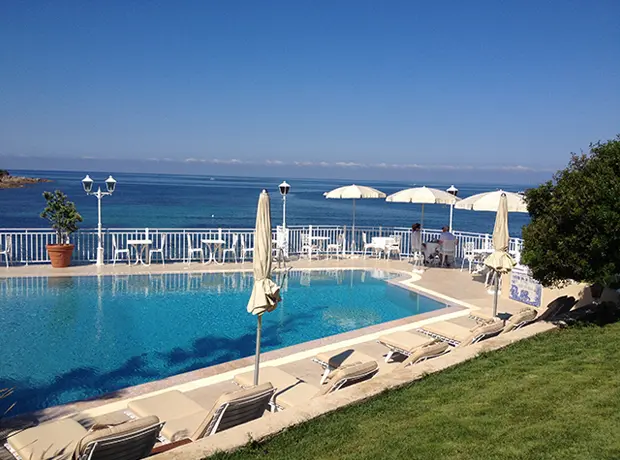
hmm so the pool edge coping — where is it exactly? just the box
[2,266,482,424]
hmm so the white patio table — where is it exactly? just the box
[310,236,330,257]
[127,239,152,265]
[202,238,226,264]
[371,237,396,258]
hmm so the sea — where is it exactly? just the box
[0,170,532,237]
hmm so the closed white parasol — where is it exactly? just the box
[483,193,517,317]
[247,190,281,385]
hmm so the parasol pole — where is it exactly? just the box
[254,314,262,386]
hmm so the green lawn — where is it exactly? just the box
[209,323,620,460]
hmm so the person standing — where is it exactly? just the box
[439,226,457,266]
[439,226,456,244]
[411,223,422,252]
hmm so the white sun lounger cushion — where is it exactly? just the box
[128,390,205,422]
[235,362,378,409]
[314,348,376,369]
[501,308,538,334]
[234,367,317,410]
[398,340,450,369]
[422,320,504,346]
[8,415,161,460]
[8,418,87,460]
[377,331,436,353]
[316,360,379,396]
[128,385,274,442]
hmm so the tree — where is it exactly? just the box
[522,135,620,288]
[40,190,83,245]
[0,169,9,178]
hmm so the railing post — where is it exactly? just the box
[24,230,29,266]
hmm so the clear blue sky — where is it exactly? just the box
[1,0,618,181]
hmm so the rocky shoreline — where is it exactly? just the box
[0,172,52,189]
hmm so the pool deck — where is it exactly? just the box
[0,257,550,459]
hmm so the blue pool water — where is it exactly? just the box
[0,270,446,415]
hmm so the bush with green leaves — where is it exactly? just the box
[0,169,9,178]
[522,135,620,288]
[40,190,83,245]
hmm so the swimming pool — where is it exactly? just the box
[0,270,446,415]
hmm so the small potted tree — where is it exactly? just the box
[41,190,83,268]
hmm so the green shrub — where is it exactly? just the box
[40,190,83,244]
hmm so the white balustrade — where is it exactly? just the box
[0,226,524,266]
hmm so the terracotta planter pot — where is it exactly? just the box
[46,244,74,268]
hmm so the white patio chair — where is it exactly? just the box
[148,233,167,265]
[301,234,318,260]
[483,235,493,250]
[460,241,478,273]
[439,239,457,267]
[327,234,345,259]
[486,269,503,294]
[411,250,425,272]
[241,235,254,263]
[0,234,11,268]
[186,234,204,265]
[274,227,289,267]
[111,234,130,265]
[362,233,380,259]
[385,235,402,260]
[222,233,239,263]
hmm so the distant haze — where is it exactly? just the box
[1,155,554,185]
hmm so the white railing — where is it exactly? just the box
[0,226,524,266]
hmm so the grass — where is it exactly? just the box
[209,322,620,460]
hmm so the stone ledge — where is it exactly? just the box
[153,321,556,459]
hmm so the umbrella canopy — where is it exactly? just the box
[386,186,459,205]
[386,186,460,228]
[324,184,386,200]
[455,190,528,212]
[247,190,281,385]
[324,184,386,252]
[483,193,516,316]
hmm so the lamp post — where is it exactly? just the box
[446,185,459,232]
[279,181,290,228]
[82,174,117,266]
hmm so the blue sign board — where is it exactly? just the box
[509,266,543,307]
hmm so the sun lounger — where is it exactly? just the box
[126,383,274,443]
[417,319,504,347]
[5,415,162,460]
[234,361,379,411]
[501,308,538,334]
[376,330,450,366]
[312,348,376,384]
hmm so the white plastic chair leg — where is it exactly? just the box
[319,367,331,385]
